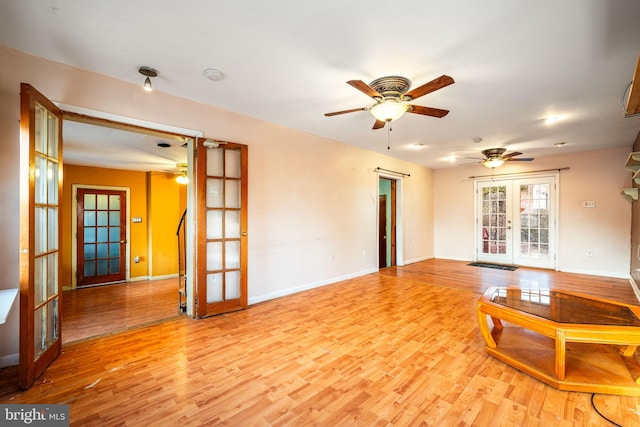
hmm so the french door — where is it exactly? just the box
[476,176,557,269]
[76,188,127,286]
[195,139,248,317]
[19,83,63,388]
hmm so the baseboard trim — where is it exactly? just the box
[629,275,640,303]
[0,353,18,369]
[248,268,378,306]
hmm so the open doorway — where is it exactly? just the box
[378,177,397,268]
[60,112,196,343]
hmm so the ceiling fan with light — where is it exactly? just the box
[324,75,454,129]
[471,148,534,168]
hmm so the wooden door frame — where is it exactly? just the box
[71,184,131,289]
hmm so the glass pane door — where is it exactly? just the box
[476,176,556,269]
[196,140,247,317]
[19,83,63,388]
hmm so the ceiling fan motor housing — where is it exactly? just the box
[369,76,411,100]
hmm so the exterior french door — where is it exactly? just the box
[76,188,127,286]
[19,83,63,388]
[476,176,556,269]
[195,139,248,317]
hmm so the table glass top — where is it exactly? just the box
[489,288,640,326]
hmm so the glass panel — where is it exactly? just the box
[34,256,45,305]
[206,178,224,208]
[47,253,57,298]
[34,305,47,360]
[47,208,58,251]
[225,211,240,238]
[206,242,223,271]
[84,244,96,260]
[84,194,96,210]
[225,180,240,208]
[47,111,59,159]
[85,228,96,245]
[35,156,47,204]
[97,260,108,275]
[84,261,96,277]
[206,273,223,303]
[97,244,108,259]
[47,161,58,204]
[47,298,59,344]
[84,211,96,227]
[206,210,223,239]
[109,211,120,226]
[225,241,240,269]
[97,211,108,226]
[97,227,109,243]
[35,104,46,154]
[35,207,46,255]
[97,194,108,210]
[225,271,240,299]
[109,195,121,210]
[206,148,223,176]
[109,243,120,258]
[110,259,120,274]
[109,227,120,242]
[225,149,241,178]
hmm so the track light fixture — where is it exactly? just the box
[138,66,157,92]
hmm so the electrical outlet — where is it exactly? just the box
[586,250,593,257]
[583,201,596,208]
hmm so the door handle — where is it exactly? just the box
[120,240,126,244]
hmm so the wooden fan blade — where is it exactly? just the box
[324,107,367,117]
[507,157,534,161]
[372,119,386,129]
[347,80,382,98]
[503,151,523,158]
[408,105,449,118]
[404,75,454,100]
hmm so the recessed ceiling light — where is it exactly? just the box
[554,142,567,147]
[545,115,562,124]
[472,137,483,143]
[411,143,426,149]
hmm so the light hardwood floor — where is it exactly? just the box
[1,259,639,426]
[62,278,183,343]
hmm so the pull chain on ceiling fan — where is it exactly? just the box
[325,74,454,130]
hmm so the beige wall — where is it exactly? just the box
[434,145,633,277]
[0,46,434,366]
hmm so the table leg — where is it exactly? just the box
[555,330,566,381]
[621,345,637,357]
[476,304,496,348]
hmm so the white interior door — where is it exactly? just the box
[476,175,557,269]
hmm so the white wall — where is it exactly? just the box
[0,46,435,366]
[434,145,633,277]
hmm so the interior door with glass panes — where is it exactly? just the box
[195,139,248,317]
[476,176,556,269]
[19,83,63,388]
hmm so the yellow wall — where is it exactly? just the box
[148,172,187,277]
[62,165,185,285]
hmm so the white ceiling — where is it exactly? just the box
[2,0,640,170]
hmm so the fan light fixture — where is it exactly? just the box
[369,99,409,122]
[483,157,505,168]
[176,170,188,185]
[139,66,157,92]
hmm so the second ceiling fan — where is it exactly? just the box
[325,75,454,129]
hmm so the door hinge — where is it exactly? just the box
[194,296,198,308]
[194,148,198,158]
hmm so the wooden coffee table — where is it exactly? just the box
[477,287,640,396]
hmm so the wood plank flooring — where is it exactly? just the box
[62,278,183,344]
[1,259,640,426]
